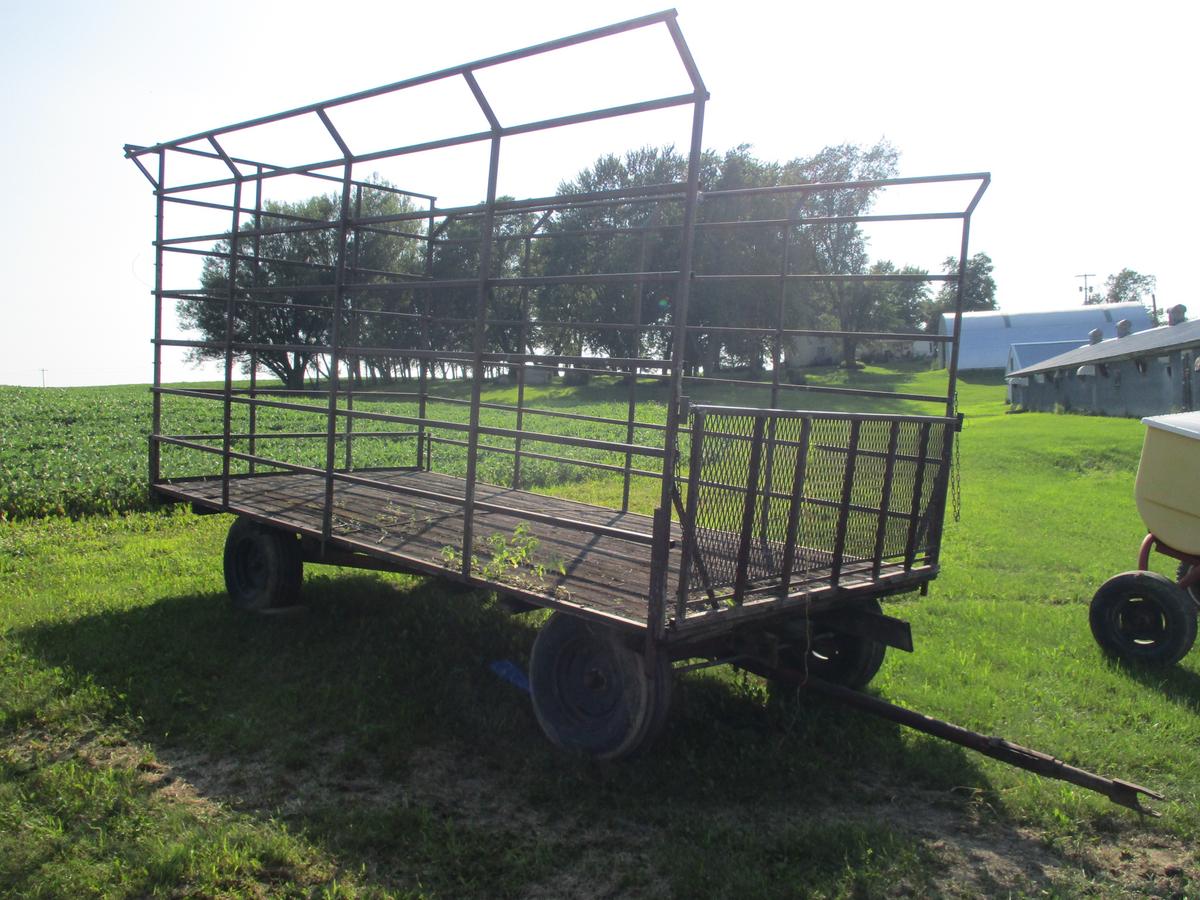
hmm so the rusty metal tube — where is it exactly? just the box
[741,661,1165,816]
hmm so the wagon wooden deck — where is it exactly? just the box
[160,469,676,627]
[156,467,937,641]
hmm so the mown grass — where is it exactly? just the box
[2,368,1199,897]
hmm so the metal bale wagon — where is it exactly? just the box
[126,10,1161,812]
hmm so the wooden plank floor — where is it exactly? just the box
[160,469,680,627]
[160,469,935,636]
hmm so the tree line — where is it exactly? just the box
[1081,269,1156,307]
[180,142,997,388]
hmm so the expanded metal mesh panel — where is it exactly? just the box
[683,410,951,601]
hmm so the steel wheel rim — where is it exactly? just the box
[554,636,625,724]
[233,539,268,594]
[1115,596,1167,646]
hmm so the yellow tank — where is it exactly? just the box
[1135,412,1200,555]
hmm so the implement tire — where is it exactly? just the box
[778,598,888,689]
[1090,571,1197,667]
[529,612,670,760]
[223,517,303,611]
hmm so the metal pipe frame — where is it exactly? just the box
[130,11,986,642]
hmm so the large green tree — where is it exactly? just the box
[923,251,997,332]
[180,184,422,389]
[1088,268,1156,306]
[426,202,542,378]
[783,140,901,368]
[536,146,699,369]
[538,142,911,373]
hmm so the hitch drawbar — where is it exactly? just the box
[743,661,1165,816]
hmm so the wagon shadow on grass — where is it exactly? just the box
[16,572,1007,889]
[1109,657,1200,713]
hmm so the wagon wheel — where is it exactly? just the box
[529,612,671,760]
[1090,571,1197,667]
[223,517,303,611]
[777,598,887,689]
[1175,562,1200,608]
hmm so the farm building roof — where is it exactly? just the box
[1008,316,1200,377]
[938,302,1153,370]
[1006,340,1086,373]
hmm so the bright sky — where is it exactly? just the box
[1,0,1194,386]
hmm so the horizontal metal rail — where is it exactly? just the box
[688,477,920,521]
[130,9,691,158]
[682,376,946,404]
[702,171,991,201]
[170,430,419,441]
[156,435,657,546]
[695,211,965,229]
[427,395,669,432]
[686,324,953,343]
[154,387,666,458]
[154,93,701,198]
[428,436,660,478]
[694,272,955,283]
[689,404,959,425]
[695,429,945,466]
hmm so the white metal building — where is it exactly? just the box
[1005,340,1085,401]
[935,302,1154,370]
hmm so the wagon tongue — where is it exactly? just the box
[747,662,1166,816]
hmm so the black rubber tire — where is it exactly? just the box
[1175,562,1200,608]
[778,599,888,689]
[1090,571,1198,667]
[529,612,670,760]
[223,517,303,611]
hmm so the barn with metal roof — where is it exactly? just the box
[1005,340,1084,401]
[1007,306,1200,416]
[935,302,1154,370]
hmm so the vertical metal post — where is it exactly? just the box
[461,135,503,577]
[903,422,932,570]
[732,416,767,605]
[674,409,705,621]
[344,185,363,472]
[221,178,244,509]
[418,205,437,470]
[830,419,862,587]
[943,218,972,418]
[513,208,552,490]
[623,203,655,511]
[943,177,988,417]
[649,93,706,629]
[779,416,812,594]
[871,421,901,579]
[322,162,355,540]
[759,223,793,547]
[248,166,263,476]
[150,150,166,487]
[925,419,959,568]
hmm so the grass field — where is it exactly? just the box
[2,367,1198,897]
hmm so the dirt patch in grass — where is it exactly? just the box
[875,788,1193,897]
[125,738,1196,898]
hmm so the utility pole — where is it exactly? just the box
[1076,273,1097,304]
